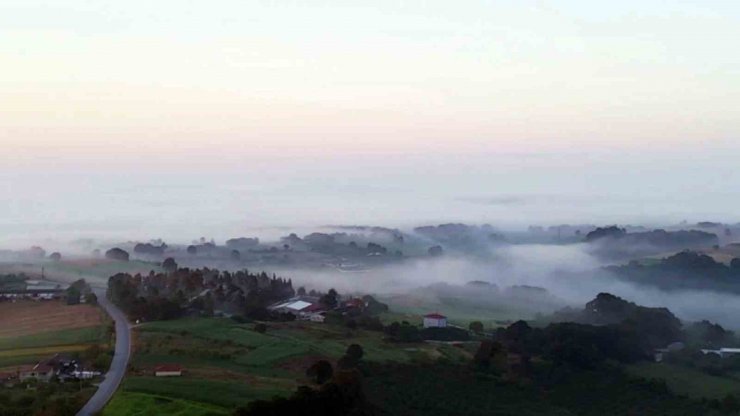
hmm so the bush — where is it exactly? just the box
[306,360,333,385]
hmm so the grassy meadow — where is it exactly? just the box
[627,362,740,399]
[104,316,474,415]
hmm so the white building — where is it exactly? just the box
[700,348,740,358]
[423,313,448,328]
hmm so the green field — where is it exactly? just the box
[104,392,229,416]
[626,362,740,399]
[0,326,105,351]
[106,316,471,415]
[44,259,161,286]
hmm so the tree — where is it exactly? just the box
[66,286,81,305]
[231,250,241,261]
[186,245,197,255]
[105,248,129,262]
[428,245,444,257]
[469,321,484,333]
[203,293,215,317]
[585,226,627,242]
[346,344,364,361]
[474,340,502,369]
[85,292,98,305]
[306,360,333,385]
[297,286,307,296]
[49,252,62,262]
[254,323,267,334]
[731,258,740,271]
[162,257,178,272]
[320,288,339,309]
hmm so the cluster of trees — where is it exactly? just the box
[104,248,129,262]
[133,242,167,257]
[236,344,373,416]
[549,293,687,349]
[380,321,470,343]
[65,279,95,305]
[414,223,505,253]
[107,268,295,321]
[586,226,719,259]
[608,251,740,292]
[0,377,94,416]
[278,231,403,259]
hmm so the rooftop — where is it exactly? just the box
[154,364,183,372]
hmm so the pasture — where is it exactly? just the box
[104,316,472,415]
[627,362,740,399]
[105,392,229,416]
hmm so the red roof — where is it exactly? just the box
[345,299,365,308]
[424,313,447,319]
[302,303,325,312]
[154,364,183,372]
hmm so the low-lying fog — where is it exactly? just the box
[270,243,740,330]
[3,145,740,249]
[3,147,740,328]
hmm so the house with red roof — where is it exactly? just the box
[154,364,183,377]
[423,313,448,328]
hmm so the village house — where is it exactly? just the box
[20,361,55,382]
[423,313,448,328]
[154,364,184,377]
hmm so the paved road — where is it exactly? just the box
[77,288,131,416]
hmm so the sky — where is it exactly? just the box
[1,0,739,245]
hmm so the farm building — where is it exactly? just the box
[20,362,55,382]
[269,297,324,316]
[701,348,740,358]
[154,364,184,377]
[423,313,448,328]
[0,279,67,300]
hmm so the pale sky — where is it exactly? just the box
[1,1,739,244]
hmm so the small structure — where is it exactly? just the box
[20,362,55,382]
[154,364,183,377]
[308,312,326,323]
[654,342,686,362]
[720,348,740,358]
[423,313,448,328]
[268,297,324,317]
[700,348,740,358]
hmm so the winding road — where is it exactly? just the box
[76,288,131,416]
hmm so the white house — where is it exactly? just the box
[423,313,447,328]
